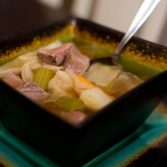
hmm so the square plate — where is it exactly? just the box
[0,17,167,166]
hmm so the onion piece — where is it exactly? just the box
[86,62,122,87]
[67,70,94,95]
[80,87,115,112]
[48,70,74,98]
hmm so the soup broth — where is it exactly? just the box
[0,41,142,125]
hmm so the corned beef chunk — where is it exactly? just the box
[64,45,90,75]
[37,43,90,75]
[59,111,86,125]
[3,73,24,88]
[37,43,73,65]
[19,81,49,101]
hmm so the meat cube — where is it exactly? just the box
[64,46,90,75]
[3,73,24,88]
[59,111,87,125]
[37,43,90,75]
[37,43,73,65]
[19,81,49,101]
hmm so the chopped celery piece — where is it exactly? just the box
[33,67,55,90]
[56,96,86,112]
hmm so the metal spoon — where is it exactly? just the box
[112,0,161,65]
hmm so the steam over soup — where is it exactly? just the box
[0,41,142,125]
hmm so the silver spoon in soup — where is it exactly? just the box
[112,0,161,65]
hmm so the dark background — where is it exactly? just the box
[0,0,166,46]
[0,0,74,37]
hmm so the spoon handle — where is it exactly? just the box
[113,0,161,57]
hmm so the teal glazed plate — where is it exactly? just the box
[0,17,167,167]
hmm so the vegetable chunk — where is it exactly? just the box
[56,96,86,112]
[80,87,115,111]
[33,67,55,90]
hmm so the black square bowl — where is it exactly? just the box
[0,17,167,167]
